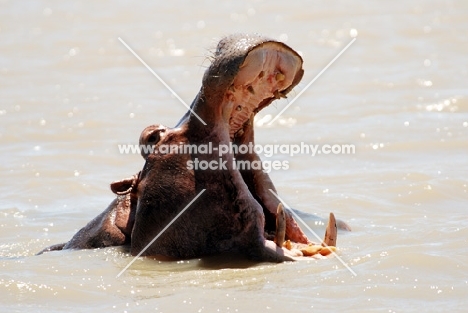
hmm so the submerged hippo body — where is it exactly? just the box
[39,34,349,261]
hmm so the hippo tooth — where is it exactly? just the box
[247,113,254,126]
[275,203,286,247]
[273,90,287,100]
[275,72,285,82]
[236,128,244,138]
[322,212,337,247]
[247,85,255,95]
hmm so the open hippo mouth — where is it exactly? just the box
[220,38,304,140]
[39,34,347,262]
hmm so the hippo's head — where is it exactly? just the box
[131,34,322,261]
[38,34,343,260]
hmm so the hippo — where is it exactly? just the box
[39,34,350,261]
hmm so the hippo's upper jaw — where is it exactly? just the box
[226,42,303,139]
[194,34,304,141]
[219,40,303,140]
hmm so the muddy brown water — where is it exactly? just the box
[1,0,467,312]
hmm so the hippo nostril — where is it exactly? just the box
[247,85,255,95]
[258,71,264,79]
[236,105,242,111]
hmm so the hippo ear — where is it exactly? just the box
[110,173,139,195]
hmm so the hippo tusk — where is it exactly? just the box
[275,203,286,247]
[322,212,337,247]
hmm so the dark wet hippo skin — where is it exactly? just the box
[39,34,350,261]
[37,174,138,254]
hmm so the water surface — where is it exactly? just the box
[1,0,467,312]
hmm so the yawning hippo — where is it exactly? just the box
[39,34,349,261]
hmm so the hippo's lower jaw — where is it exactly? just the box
[39,34,347,263]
